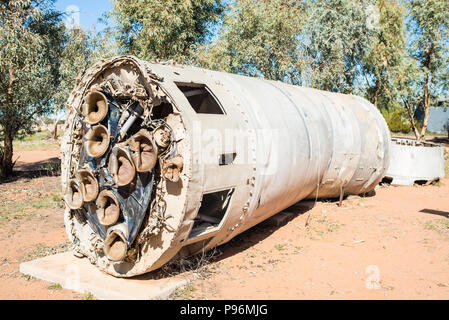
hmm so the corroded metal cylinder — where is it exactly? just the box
[61,56,390,277]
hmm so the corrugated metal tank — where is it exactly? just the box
[61,56,390,277]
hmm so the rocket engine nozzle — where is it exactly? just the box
[64,179,84,210]
[77,169,99,203]
[96,189,120,226]
[130,130,158,173]
[82,91,109,125]
[108,147,136,186]
[84,124,110,158]
[104,223,128,262]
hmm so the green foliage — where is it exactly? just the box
[194,0,448,138]
[363,0,407,109]
[52,29,90,113]
[408,0,449,93]
[399,0,449,138]
[0,0,65,177]
[53,28,119,113]
[197,0,376,92]
[196,0,307,83]
[111,0,225,62]
[83,291,95,300]
[425,218,449,237]
[383,108,423,134]
[0,0,447,175]
[16,130,48,142]
[302,0,377,92]
[383,109,411,133]
[0,0,64,133]
[48,283,62,290]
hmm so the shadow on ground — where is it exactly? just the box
[0,158,61,184]
[133,200,317,281]
[419,208,449,218]
[127,191,379,281]
[14,157,60,171]
[428,136,449,146]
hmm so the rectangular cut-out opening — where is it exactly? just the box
[219,152,237,166]
[188,188,234,238]
[175,83,225,114]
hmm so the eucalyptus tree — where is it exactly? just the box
[111,0,225,62]
[196,0,307,84]
[401,0,449,139]
[0,0,65,178]
[302,0,377,93]
[199,0,377,92]
[363,0,406,110]
[50,27,119,139]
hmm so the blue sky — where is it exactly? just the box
[54,0,113,31]
[55,0,226,37]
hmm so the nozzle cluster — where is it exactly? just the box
[65,88,183,262]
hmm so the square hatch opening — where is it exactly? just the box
[176,83,225,114]
[189,188,235,238]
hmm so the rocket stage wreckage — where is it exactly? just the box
[61,56,390,277]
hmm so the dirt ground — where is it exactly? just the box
[13,150,60,172]
[0,174,82,299]
[176,184,449,299]
[1,139,449,300]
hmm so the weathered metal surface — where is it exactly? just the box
[385,138,445,186]
[61,56,390,277]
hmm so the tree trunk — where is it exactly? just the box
[420,100,430,139]
[420,49,432,139]
[0,129,14,178]
[420,74,431,139]
[2,65,15,178]
[373,79,380,108]
[402,97,420,140]
[53,118,58,140]
[51,107,59,140]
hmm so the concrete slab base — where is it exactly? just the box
[19,252,192,300]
